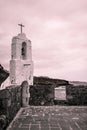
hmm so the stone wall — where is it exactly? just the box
[29,83,54,106]
[0,85,22,129]
[66,84,87,105]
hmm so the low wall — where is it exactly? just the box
[0,85,22,129]
[66,84,87,105]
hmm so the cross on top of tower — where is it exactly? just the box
[18,23,25,33]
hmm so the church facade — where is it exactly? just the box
[10,32,33,85]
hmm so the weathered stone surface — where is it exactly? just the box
[10,33,33,85]
[0,85,22,129]
[7,106,87,130]
[21,81,30,107]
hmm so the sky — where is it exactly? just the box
[0,0,87,81]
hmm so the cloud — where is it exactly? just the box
[0,0,87,81]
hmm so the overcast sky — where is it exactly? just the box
[0,0,87,81]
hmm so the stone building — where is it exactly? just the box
[10,27,33,85]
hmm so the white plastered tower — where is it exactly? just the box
[10,32,33,85]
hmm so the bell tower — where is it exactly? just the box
[10,24,33,85]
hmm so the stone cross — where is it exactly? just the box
[18,23,25,33]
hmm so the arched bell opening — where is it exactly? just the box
[21,42,27,60]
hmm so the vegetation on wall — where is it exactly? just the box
[29,84,54,106]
